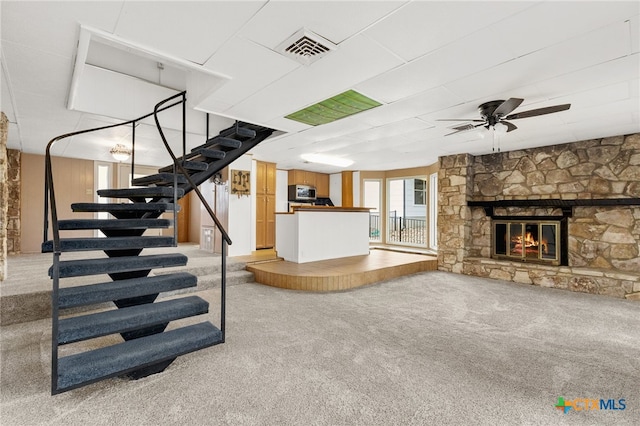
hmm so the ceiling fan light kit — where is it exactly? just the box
[438,97,571,137]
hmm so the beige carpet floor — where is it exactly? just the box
[1,271,639,425]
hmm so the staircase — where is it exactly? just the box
[43,92,274,394]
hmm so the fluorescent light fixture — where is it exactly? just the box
[301,153,353,167]
[286,90,381,126]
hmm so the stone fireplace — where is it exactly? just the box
[438,133,640,301]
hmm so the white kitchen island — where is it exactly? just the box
[275,206,371,263]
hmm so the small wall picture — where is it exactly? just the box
[231,169,250,197]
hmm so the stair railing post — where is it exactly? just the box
[130,121,136,185]
[45,143,61,394]
[182,92,186,161]
[50,251,60,394]
[221,240,226,343]
[173,162,178,247]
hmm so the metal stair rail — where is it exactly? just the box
[43,91,274,394]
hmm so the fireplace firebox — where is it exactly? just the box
[493,220,561,265]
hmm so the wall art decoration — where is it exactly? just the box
[230,169,250,197]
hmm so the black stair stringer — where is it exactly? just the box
[155,122,275,201]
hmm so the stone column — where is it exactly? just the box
[0,112,8,281]
[438,153,473,274]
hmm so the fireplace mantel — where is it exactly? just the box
[468,198,640,218]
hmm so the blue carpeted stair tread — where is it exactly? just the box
[58,295,209,344]
[233,127,256,138]
[56,322,222,393]
[71,203,178,213]
[194,148,226,160]
[131,173,188,186]
[58,218,172,230]
[50,253,188,278]
[42,236,175,253]
[58,272,198,308]
[158,160,208,173]
[97,187,184,199]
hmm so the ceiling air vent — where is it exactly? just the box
[277,28,337,66]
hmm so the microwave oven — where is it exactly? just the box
[288,184,316,201]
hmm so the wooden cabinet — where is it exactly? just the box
[315,173,330,197]
[288,169,316,187]
[256,161,276,249]
[256,161,276,195]
[288,169,329,196]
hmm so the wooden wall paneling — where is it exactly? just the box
[342,171,353,207]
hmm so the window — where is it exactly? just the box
[414,179,426,205]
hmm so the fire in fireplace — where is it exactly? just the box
[493,220,560,265]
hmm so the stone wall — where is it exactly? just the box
[0,113,7,280]
[473,134,640,201]
[438,153,472,274]
[438,133,640,301]
[6,149,20,255]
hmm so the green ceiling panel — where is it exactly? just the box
[286,90,382,126]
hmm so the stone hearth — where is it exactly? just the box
[438,133,640,301]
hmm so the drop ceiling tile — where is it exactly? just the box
[201,36,300,111]
[263,116,311,133]
[1,65,16,123]
[12,90,83,126]
[309,136,363,153]
[115,2,266,65]
[16,117,87,155]
[299,116,371,142]
[494,1,639,58]
[534,54,640,98]
[239,1,406,49]
[363,1,535,62]
[353,86,463,127]
[0,1,123,59]
[357,26,515,103]
[444,21,632,103]
[1,42,74,99]
[346,118,433,141]
[226,34,403,124]
[549,81,632,116]
[631,14,640,54]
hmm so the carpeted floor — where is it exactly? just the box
[1,271,639,425]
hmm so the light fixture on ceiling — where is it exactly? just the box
[286,90,382,126]
[493,122,508,135]
[110,143,131,162]
[301,153,354,168]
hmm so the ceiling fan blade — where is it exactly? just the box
[451,123,481,131]
[436,118,485,122]
[505,104,571,120]
[444,123,484,136]
[494,98,524,117]
[502,121,517,132]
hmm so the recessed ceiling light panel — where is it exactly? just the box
[286,90,382,126]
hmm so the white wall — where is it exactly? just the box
[228,155,253,256]
[330,173,342,206]
[276,169,288,212]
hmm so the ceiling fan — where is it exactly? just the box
[438,98,571,136]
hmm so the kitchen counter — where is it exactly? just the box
[275,206,371,263]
